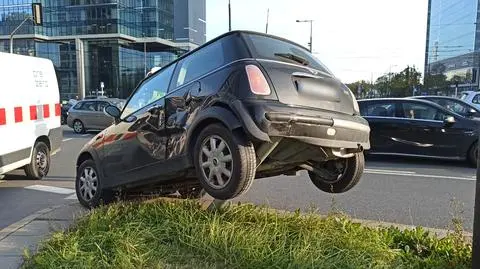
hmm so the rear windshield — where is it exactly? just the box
[460,93,469,101]
[244,33,332,75]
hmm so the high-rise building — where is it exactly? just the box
[0,0,206,99]
[425,0,480,94]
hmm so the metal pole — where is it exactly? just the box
[472,139,480,269]
[265,8,269,34]
[309,20,313,53]
[9,17,32,54]
[228,0,232,31]
[144,38,147,76]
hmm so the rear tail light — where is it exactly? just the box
[245,65,271,96]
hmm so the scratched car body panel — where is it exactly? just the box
[75,31,370,208]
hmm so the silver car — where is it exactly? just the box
[67,98,125,133]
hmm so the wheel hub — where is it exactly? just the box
[79,167,98,201]
[200,135,233,189]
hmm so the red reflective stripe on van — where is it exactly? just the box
[30,106,37,120]
[55,104,61,116]
[0,108,5,125]
[14,107,23,123]
[123,132,137,140]
[43,104,50,118]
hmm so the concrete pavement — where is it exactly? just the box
[0,203,87,269]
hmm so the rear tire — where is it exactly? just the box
[193,124,256,200]
[73,120,85,134]
[468,142,478,168]
[308,152,365,193]
[24,141,50,180]
[76,159,114,209]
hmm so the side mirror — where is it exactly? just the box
[444,116,456,125]
[468,108,477,116]
[104,105,121,120]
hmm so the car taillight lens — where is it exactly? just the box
[245,65,271,96]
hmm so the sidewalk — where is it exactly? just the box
[0,203,87,269]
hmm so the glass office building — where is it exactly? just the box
[0,0,206,99]
[425,0,480,93]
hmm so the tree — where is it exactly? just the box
[374,66,422,97]
[346,80,373,98]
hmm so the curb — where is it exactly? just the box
[0,204,65,242]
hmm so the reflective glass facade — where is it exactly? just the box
[0,0,205,99]
[425,0,480,92]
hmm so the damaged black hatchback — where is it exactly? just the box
[75,31,370,208]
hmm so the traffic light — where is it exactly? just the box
[31,3,43,26]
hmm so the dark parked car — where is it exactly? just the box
[75,31,371,208]
[358,98,479,166]
[411,96,480,119]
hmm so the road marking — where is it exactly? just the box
[65,194,77,200]
[24,185,75,195]
[365,168,416,174]
[365,170,475,181]
[81,134,90,137]
[62,138,72,142]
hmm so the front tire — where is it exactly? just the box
[193,124,256,200]
[24,141,50,180]
[76,159,114,209]
[308,152,365,193]
[468,142,478,168]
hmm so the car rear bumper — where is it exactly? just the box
[236,100,370,150]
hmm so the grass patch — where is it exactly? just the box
[24,200,471,269]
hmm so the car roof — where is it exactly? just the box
[146,30,310,78]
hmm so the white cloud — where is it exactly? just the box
[206,0,428,83]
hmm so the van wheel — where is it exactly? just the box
[468,142,478,167]
[308,152,364,193]
[24,142,50,180]
[193,124,256,200]
[73,120,85,134]
[76,159,114,209]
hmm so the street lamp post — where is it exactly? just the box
[296,19,313,52]
[228,0,232,31]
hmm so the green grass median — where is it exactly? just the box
[24,200,471,269]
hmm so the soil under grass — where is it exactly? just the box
[24,200,471,269]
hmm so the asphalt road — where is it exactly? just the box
[0,126,476,232]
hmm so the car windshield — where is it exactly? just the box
[244,33,333,75]
[460,93,469,101]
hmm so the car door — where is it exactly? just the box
[397,101,460,157]
[77,101,97,129]
[164,39,228,160]
[360,100,406,154]
[96,101,114,129]
[101,63,176,186]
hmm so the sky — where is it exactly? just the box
[205,0,429,84]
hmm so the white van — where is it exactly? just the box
[0,52,62,180]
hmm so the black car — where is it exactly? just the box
[358,98,479,166]
[75,31,371,208]
[411,96,480,119]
